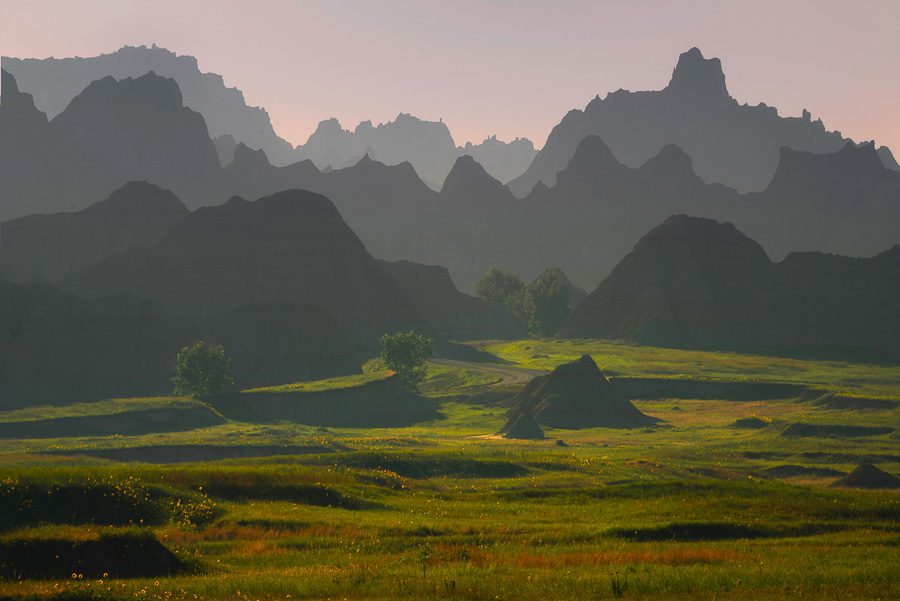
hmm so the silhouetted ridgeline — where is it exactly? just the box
[3,55,900,292]
[0,68,222,221]
[1,181,189,283]
[3,46,537,183]
[508,47,899,196]
[2,45,296,165]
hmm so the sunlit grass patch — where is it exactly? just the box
[242,370,394,393]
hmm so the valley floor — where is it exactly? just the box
[1,340,898,600]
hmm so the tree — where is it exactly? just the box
[474,267,525,305]
[172,340,235,398]
[380,331,435,390]
[524,269,571,337]
[475,267,571,338]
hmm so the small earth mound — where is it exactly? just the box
[807,392,897,410]
[505,355,658,429]
[0,532,184,579]
[501,413,545,440]
[732,416,769,429]
[780,423,894,438]
[764,465,845,479]
[831,463,900,489]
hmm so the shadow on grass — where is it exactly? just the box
[306,451,530,479]
[0,531,184,579]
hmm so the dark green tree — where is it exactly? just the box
[524,269,571,337]
[379,331,435,389]
[474,267,525,305]
[172,340,235,398]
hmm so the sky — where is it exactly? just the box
[1,0,899,152]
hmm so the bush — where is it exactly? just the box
[172,340,235,398]
[379,331,435,390]
[474,267,525,305]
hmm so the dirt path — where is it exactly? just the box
[430,358,545,387]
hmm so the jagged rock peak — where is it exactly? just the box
[355,152,378,166]
[567,135,621,171]
[666,47,729,98]
[0,68,48,126]
[442,154,502,189]
[311,117,347,136]
[441,154,513,200]
[767,141,888,192]
[639,144,696,177]
[231,142,271,168]
[1,68,19,94]
[835,140,885,169]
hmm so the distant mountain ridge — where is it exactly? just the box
[2,45,296,165]
[3,63,899,295]
[1,68,222,221]
[2,45,537,184]
[294,114,536,188]
[509,47,899,196]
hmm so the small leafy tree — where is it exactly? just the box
[380,331,434,390]
[474,267,525,305]
[172,341,235,398]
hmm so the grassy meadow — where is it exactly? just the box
[0,340,898,600]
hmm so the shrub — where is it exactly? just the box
[380,331,434,390]
[172,341,235,398]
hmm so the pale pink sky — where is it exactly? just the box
[1,0,898,151]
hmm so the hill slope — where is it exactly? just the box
[1,181,189,283]
[561,215,900,358]
[61,189,430,344]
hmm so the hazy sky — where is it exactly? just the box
[2,0,898,152]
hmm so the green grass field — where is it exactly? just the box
[0,341,898,600]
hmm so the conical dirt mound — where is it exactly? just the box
[505,355,658,429]
[501,413,545,440]
[831,463,900,489]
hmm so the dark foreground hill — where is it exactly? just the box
[560,215,900,359]
[1,181,189,283]
[378,259,525,340]
[0,281,359,408]
[61,189,430,345]
[504,355,658,429]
